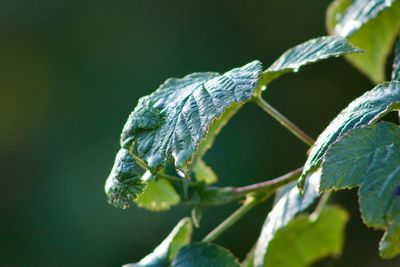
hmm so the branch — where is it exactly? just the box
[201,168,303,242]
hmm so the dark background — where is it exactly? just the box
[1,0,399,266]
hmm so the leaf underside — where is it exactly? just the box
[320,122,400,258]
[123,218,193,267]
[327,0,400,83]
[120,61,263,176]
[171,242,240,267]
[263,206,348,267]
[253,170,321,267]
[192,158,218,184]
[301,80,400,187]
[260,35,362,85]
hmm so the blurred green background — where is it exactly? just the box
[1,0,400,266]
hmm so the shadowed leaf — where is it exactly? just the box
[320,122,400,258]
[251,206,348,267]
[253,170,321,267]
[300,81,400,188]
[171,242,240,267]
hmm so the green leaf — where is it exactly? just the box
[261,206,348,267]
[320,122,400,258]
[120,61,262,177]
[192,158,218,184]
[300,81,400,188]
[260,35,362,85]
[393,39,400,80]
[253,170,321,267]
[105,148,146,209]
[327,0,400,83]
[242,246,256,267]
[171,242,240,267]
[123,218,193,267]
[135,176,180,212]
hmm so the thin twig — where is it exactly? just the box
[202,196,258,242]
[310,191,332,221]
[202,168,303,242]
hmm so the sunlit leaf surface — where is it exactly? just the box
[327,0,400,82]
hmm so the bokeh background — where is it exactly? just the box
[1,0,399,266]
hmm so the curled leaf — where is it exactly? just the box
[120,61,262,177]
[105,149,146,209]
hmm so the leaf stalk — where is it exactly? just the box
[253,96,315,146]
[202,196,258,242]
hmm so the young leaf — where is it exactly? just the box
[320,122,400,258]
[171,242,240,267]
[123,218,193,267]
[327,0,400,83]
[135,177,180,211]
[105,148,146,209]
[393,39,400,81]
[253,170,321,267]
[192,158,218,184]
[120,61,262,177]
[300,81,400,188]
[260,35,362,85]
[259,206,348,267]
